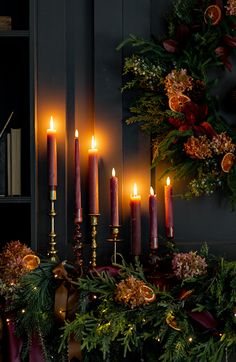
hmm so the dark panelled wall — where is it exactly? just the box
[36,0,236,264]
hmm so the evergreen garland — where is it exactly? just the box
[118,0,236,205]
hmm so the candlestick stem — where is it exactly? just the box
[48,189,58,262]
[107,225,122,265]
[90,214,99,267]
[73,212,83,268]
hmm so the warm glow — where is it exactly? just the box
[150,186,154,195]
[166,176,171,186]
[91,135,96,149]
[112,168,115,177]
[50,116,55,130]
[75,129,79,138]
[133,183,138,196]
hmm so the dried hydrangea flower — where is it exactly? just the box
[164,69,193,97]
[172,251,207,280]
[225,0,236,16]
[184,135,212,159]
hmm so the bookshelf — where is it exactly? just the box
[0,0,36,250]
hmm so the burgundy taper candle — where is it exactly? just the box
[130,183,141,256]
[110,168,119,226]
[149,186,158,249]
[88,136,99,214]
[47,116,57,188]
[75,130,82,222]
[164,177,174,238]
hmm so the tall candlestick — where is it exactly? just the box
[88,136,99,214]
[164,177,174,238]
[47,116,57,188]
[110,168,119,226]
[149,186,158,249]
[74,129,82,222]
[130,183,141,256]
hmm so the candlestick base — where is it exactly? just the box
[48,188,58,262]
[148,249,160,269]
[89,214,100,268]
[107,225,122,264]
[73,209,83,269]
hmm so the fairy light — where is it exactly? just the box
[188,337,193,343]
[21,309,26,314]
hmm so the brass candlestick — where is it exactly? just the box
[107,225,122,264]
[73,209,83,268]
[48,188,58,262]
[89,214,100,268]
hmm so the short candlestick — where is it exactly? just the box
[48,188,58,262]
[107,225,122,264]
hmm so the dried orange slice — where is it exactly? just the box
[204,5,222,26]
[168,94,191,112]
[22,254,40,270]
[221,152,235,173]
[139,284,156,302]
[166,311,181,331]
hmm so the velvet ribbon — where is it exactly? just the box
[53,263,82,361]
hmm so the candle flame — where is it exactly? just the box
[91,135,96,149]
[50,116,54,130]
[133,183,138,196]
[166,177,170,186]
[112,168,115,177]
[150,186,154,195]
[75,129,79,138]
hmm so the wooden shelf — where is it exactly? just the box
[0,30,29,37]
[0,196,31,204]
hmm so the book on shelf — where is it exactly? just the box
[9,128,21,196]
[0,16,12,31]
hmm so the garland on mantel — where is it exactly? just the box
[1,241,236,361]
[118,0,236,205]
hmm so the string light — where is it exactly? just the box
[188,337,193,343]
[21,309,26,314]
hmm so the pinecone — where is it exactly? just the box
[186,79,206,103]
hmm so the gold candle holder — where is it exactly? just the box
[89,214,100,268]
[48,188,58,262]
[73,209,83,268]
[107,225,122,264]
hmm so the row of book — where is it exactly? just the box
[0,113,21,196]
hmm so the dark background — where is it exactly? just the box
[35,0,236,265]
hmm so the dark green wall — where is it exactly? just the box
[35,0,236,266]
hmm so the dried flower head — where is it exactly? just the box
[172,251,207,280]
[184,135,212,159]
[225,0,236,16]
[115,275,154,309]
[0,240,35,284]
[211,132,235,155]
[164,69,193,97]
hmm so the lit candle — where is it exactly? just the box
[88,136,99,214]
[110,168,119,226]
[75,130,82,222]
[164,177,174,238]
[47,116,57,188]
[130,183,141,256]
[149,186,158,249]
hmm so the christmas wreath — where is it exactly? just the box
[118,0,236,204]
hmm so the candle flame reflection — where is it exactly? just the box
[75,129,79,138]
[150,186,154,195]
[112,168,115,177]
[166,177,170,186]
